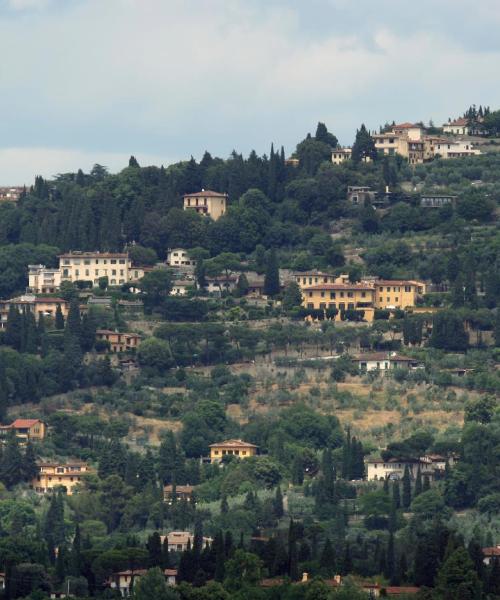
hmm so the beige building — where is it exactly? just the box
[95,330,141,352]
[162,531,212,552]
[366,454,454,482]
[59,252,141,287]
[183,190,227,220]
[163,485,195,505]
[166,248,195,267]
[0,419,47,442]
[107,569,177,596]
[331,147,352,165]
[294,271,348,288]
[31,461,91,495]
[433,139,481,159]
[0,295,69,329]
[28,264,62,294]
[374,280,426,309]
[209,439,258,462]
[0,186,24,203]
[352,352,423,372]
[302,283,375,321]
[442,117,470,135]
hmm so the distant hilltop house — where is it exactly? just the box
[420,193,458,208]
[28,252,145,293]
[106,568,177,596]
[372,122,482,164]
[209,439,258,462]
[0,186,24,203]
[0,295,69,329]
[331,147,352,165]
[161,531,212,552]
[0,419,46,443]
[183,189,228,221]
[296,273,426,321]
[352,352,424,372]
[482,546,500,566]
[163,484,195,505]
[346,185,391,207]
[95,329,141,353]
[166,248,195,268]
[442,116,485,136]
[365,454,455,481]
[31,461,92,495]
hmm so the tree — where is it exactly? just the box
[264,248,280,297]
[434,547,482,600]
[282,282,303,311]
[430,311,468,351]
[273,486,284,519]
[402,465,412,509]
[147,532,163,567]
[235,273,249,297]
[352,124,377,162]
[55,304,65,329]
[464,396,497,424]
[137,338,173,372]
[139,270,173,311]
[319,538,336,576]
[223,549,262,591]
[132,567,179,600]
[315,122,338,147]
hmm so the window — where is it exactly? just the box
[405,286,411,292]
[320,291,325,298]
[85,270,89,276]
[75,269,79,276]
[379,297,382,302]
[84,259,90,265]
[328,302,336,308]
[340,292,345,298]
[330,292,336,299]
[308,292,312,298]
[111,259,117,264]
[319,303,326,309]
[361,292,366,298]
[119,259,125,264]
[307,303,314,309]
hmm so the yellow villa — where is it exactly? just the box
[183,190,228,221]
[209,439,258,462]
[31,461,92,495]
[302,283,376,322]
[374,280,426,309]
[0,419,47,443]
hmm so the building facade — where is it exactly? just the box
[365,456,446,481]
[331,147,352,165]
[209,439,258,462]
[0,186,24,203]
[0,295,69,329]
[352,353,423,372]
[183,190,228,220]
[28,265,62,294]
[95,330,141,352]
[420,194,458,208]
[107,569,177,596]
[374,280,426,309]
[59,252,139,287]
[162,531,212,552]
[0,419,46,442]
[163,485,195,505]
[166,248,195,267]
[31,461,91,495]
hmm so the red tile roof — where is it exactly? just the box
[352,353,415,362]
[183,190,227,198]
[394,122,419,129]
[385,587,420,595]
[11,419,42,429]
[447,117,469,126]
[209,439,258,448]
[483,547,500,557]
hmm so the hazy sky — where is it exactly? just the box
[1,0,499,183]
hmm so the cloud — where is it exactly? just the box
[0,0,499,181]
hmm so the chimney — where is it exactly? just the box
[301,572,309,583]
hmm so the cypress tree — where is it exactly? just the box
[488,558,500,595]
[342,541,353,575]
[414,466,423,497]
[55,545,66,584]
[386,532,395,583]
[289,541,299,581]
[147,531,163,567]
[292,455,304,485]
[0,431,24,487]
[5,305,22,350]
[220,496,229,514]
[322,448,336,503]
[65,297,81,341]
[274,486,284,518]
[213,530,225,582]
[392,481,401,510]
[224,531,233,558]
[22,441,38,482]
[24,310,38,354]
[423,475,431,492]
[264,248,280,297]
[383,477,389,494]
[319,538,336,575]
[402,465,412,509]
[70,524,82,576]
[55,304,65,330]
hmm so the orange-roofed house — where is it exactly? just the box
[183,190,228,221]
[107,568,177,596]
[301,282,375,322]
[373,280,426,310]
[31,461,92,495]
[0,419,47,442]
[209,439,258,462]
[95,330,141,353]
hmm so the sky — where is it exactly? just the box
[0,0,499,184]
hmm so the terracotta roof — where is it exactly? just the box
[164,485,194,493]
[183,190,227,198]
[385,587,420,595]
[96,329,140,337]
[447,117,469,126]
[113,568,177,577]
[34,297,66,303]
[10,419,43,428]
[209,439,258,448]
[302,284,374,291]
[483,547,500,557]
[394,122,419,129]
